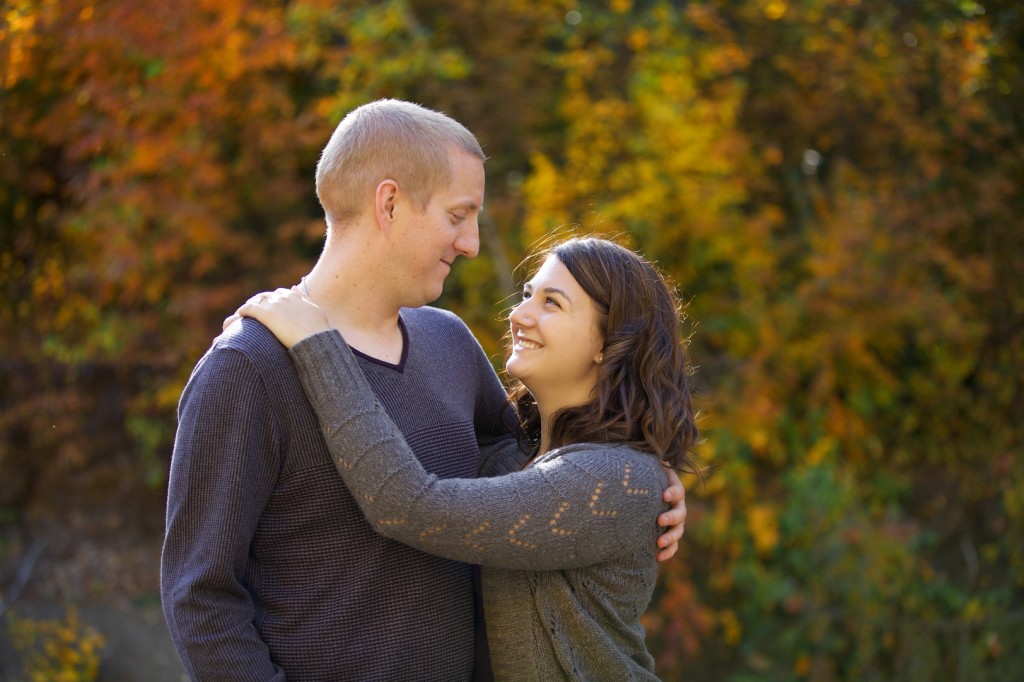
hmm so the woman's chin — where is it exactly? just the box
[505,358,529,384]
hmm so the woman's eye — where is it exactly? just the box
[545,297,560,307]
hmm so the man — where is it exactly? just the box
[161,99,686,680]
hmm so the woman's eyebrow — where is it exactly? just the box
[541,287,572,306]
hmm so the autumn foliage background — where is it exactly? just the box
[2,0,1022,679]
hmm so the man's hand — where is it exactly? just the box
[656,467,687,562]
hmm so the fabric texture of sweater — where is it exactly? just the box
[291,330,670,681]
[161,308,516,681]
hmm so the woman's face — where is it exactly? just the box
[506,256,604,406]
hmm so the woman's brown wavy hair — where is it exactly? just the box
[505,237,700,474]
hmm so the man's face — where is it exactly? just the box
[389,149,485,306]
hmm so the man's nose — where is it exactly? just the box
[454,218,480,259]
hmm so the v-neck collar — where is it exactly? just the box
[349,315,410,373]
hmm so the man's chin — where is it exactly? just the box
[414,284,446,307]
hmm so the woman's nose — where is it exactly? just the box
[509,301,534,328]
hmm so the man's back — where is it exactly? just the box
[162,308,512,680]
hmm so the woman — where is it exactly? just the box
[237,237,700,680]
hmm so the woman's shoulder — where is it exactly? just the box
[539,441,658,463]
[534,444,668,543]
[536,443,666,488]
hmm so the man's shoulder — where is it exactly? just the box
[400,305,467,329]
[400,306,478,345]
[178,319,306,420]
[215,318,290,359]
[190,318,293,384]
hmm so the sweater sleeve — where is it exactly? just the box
[290,331,668,571]
[477,438,531,477]
[160,348,285,682]
[463,322,526,478]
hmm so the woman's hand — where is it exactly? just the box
[223,287,332,349]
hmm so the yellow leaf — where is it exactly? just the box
[747,504,779,554]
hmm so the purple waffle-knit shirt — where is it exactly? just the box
[161,306,517,681]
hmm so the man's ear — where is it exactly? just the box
[374,179,400,231]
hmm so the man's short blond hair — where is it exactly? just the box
[315,99,485,228]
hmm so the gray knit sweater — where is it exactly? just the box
[292,330,669,681]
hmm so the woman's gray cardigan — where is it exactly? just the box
[291,331,669,681]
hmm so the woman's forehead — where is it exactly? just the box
[529,255,570,283]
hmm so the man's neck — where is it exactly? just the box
[302,244,406,364]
